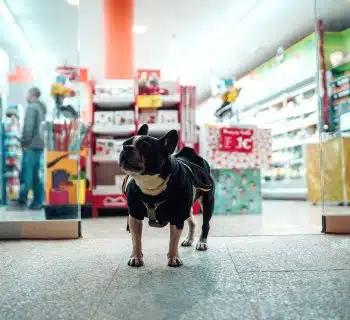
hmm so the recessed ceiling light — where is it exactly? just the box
[133,25,148,34]
[66,0,79,6]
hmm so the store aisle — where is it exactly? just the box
[83,200,328,239]
[0,231,349,320]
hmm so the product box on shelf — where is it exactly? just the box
[114,111,134,125]
[94,111,114,126]
[212,169,262,215]
[95,138,123,156]
[158,110,178,124]
[139,110,158,124]
[95,80,135,97]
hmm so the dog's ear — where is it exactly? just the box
[159,130,178,155]
[137,124,149,136]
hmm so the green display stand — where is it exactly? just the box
[212,168,262,215]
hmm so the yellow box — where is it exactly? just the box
[306,137,350,203]
[72,179,86,205]
[137,95,162,108]
[46,151,86,203]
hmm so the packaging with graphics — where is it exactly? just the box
[212,169,262,215]
[202,123,271,215]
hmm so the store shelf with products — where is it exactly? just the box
[136,80,182,138]
[90,80,136,216]
[238,79,318,199]
[89,77,198,217]
[328,70,350,133]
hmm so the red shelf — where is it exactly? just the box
[89,80,197,217]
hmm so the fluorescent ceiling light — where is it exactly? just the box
[0,0,32,57]
[0,0,52,75]
[66,0,79,6]
[133,25,147,34]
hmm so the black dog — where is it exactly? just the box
[120,124,215,267]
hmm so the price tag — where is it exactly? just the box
[137,95,162,108]
[218,127,254,153]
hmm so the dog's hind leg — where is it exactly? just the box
[196,188,214,251]
[181,208,196,247]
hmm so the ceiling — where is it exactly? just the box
[1,0,350,102]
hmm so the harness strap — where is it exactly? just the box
[142,199,168,228]
[122,175,130,195]
[177,158,213,192]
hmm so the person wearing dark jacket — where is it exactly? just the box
[17,87,47,209]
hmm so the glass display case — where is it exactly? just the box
[0,1,82,239]
[314,0,350,234]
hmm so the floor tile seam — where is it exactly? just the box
[224,240,261,319]
[212,233,323,238]
[89,251,128,320]
[237,268,350,274]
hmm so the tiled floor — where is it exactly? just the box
[0,201,349,320]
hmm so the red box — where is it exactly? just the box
[93,194,127,208]
[49,188,69,205]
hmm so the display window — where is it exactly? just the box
[0,1,82,239]
[315,3,350,233]
[196,1,350,235]
[1,1,349,240]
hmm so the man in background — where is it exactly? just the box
[18,87,47,209]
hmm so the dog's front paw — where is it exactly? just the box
[196,241,208,251]
[128,255,144,267]
[167,255,183,267]
[181,238,194,247]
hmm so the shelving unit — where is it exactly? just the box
[328,68,350,133]
[90,79,197,217]
[238,80,318,199]
[90,80,136,216]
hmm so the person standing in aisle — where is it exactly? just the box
[17,87,47,210]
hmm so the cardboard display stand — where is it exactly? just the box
[202,123,271,215]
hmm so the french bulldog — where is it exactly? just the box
[120,124,215,267]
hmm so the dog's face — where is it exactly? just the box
[119,124,178,176]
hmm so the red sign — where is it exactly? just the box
[219,127,254,153]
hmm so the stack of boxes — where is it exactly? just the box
[138,110,178,126]
[203,124,271,215]
[94,110,134,128]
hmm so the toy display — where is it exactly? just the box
[48,120,88,152]
[90,79,195,217]
[94,111,114,126]
[95,138,123,157]
[94,111,134,127]
[212,169,262,215]
[139,110,178,125]
[51,69,78,120]
[201,123,272,215]
[114,111,134,125]
[203,124,272,170]
[213,78,241,120]
[137,72,169,95]
[4,105,21,200]
[46,151,87,205]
